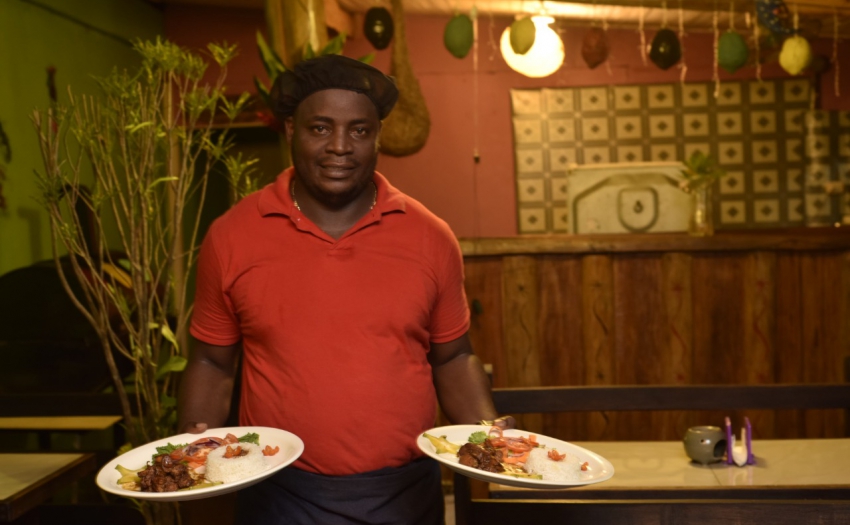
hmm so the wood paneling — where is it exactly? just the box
[500,256,542,432]
[463,234,850,442]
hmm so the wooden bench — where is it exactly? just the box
[454,377,850,525]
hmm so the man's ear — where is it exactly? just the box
[284,116,295,143]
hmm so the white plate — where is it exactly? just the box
[97,426,303,502]
[417,425,614,489]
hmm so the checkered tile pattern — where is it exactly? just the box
[510,79,829,234]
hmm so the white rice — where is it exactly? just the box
[205,442,268,484]
[522,447,583,482]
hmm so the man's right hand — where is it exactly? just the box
[182,421,209,434]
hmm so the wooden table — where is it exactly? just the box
[457,439,850,525]
[0,416,123,451]
[0,417,122,432]
[0,453,96,523]
[492,439,850,500]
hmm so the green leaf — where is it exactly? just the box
[253,77,272,109]
[125,121,154,133]
[154,441,187,460]
[256,31,286,80]
[238,432,260,445]
[146,176,178,193]
[160,393,177,409]
[160,323,178,349]
[468,431,487,444]
[155,355,187,380]
[357,53,376,65]
[320,33,347,56]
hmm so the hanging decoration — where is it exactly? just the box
[500,15,564,78]
[751,10,763,81]
[363,7,394,50]
[649,1,681,71]
[381,0,431,156]
[444,13,474,58]
[509,16,536,55]
[712,7,720,97]
[832,10,841,96]
[638,1,648,65]
[649,29,682,70]
[718,2,749,74]
[756,0,793,36]
[779,7,811,76]
[581,26,609,69]
[676,0,688,83]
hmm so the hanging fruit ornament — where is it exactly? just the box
[649,28,681,70]
[756,0,793,35]
[581,26,609,69]
[509,16,535,55]
[363,7,394,50]
[779,34,812,75]
[444,13,474,58]
[718,30,749,74]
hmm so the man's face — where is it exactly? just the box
[285,89,381,209]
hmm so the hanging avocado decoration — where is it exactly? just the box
[444,14,474,58]
[649,28,681,70]
[509,16,535,55]
[779,34,812,76]
[363,7,394,50]
[581,27,609,69]
[718,30,749,74]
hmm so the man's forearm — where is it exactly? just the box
[178,342,240,432]
[432,352,498,425]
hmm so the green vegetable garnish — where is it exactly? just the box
[179,481,223,491]
[468,431,487,444]
[423,433,460,455]
[115,464,144,484]
[154,442,188,460]
[238,432,260,445]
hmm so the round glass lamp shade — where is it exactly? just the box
[500,16,565,78]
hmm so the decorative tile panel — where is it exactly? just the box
[511,79,821,233]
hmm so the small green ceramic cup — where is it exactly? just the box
[683,425,726,464]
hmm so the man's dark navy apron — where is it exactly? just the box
[235,457,445,524]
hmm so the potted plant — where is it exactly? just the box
[32,37,255,524]
[679,151,726,236]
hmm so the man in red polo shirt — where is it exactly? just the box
[178,54,510,524]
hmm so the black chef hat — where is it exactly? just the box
[270,54,399,120]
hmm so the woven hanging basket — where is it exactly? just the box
[380,0,430,157]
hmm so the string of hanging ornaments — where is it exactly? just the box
[428,0,843,94]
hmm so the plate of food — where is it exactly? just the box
[97,426,303,501]
[417,425,614,489]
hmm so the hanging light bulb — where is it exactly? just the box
[500,16,565,78]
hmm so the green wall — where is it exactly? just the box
[0,0,163,276]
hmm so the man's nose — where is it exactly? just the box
[327,129,353,154]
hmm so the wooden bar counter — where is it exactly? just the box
[458,229,850,442]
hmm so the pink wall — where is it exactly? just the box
[164,6,850,238]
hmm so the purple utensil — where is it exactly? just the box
[725,416,734,465]
[745,417,755,465]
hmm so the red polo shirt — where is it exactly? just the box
[190,168,470,475]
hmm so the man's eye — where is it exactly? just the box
[312,125,328,133]
[353,127,368,135]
